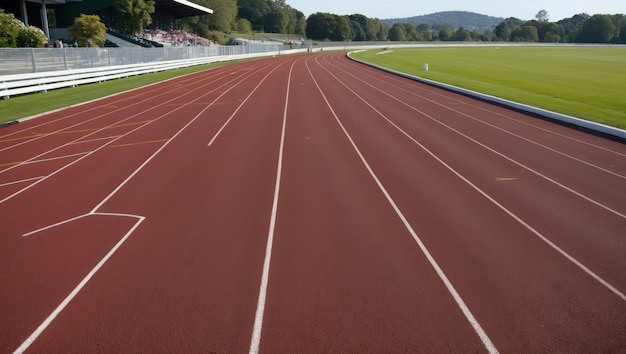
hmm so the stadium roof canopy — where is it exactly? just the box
[3,0,213,20]
[156,0,213,19]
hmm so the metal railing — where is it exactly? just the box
[0,42,290,76]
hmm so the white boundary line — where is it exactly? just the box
[209,62,285,146]
[248,60,294,354]
[324,56,626,220]
[333,56,626,180]
[307,56,500,353]
[14,213,145,354]
[23,152,91,165]
[0,66,259,205]
[0,176,43,188]
[12,62,279,352]
[0,64,226,142]
[347,52,626,141]
[318,55,626,302]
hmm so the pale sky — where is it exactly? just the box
[286,0,626,22]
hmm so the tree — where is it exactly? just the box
[115,0,155,35]
[510,25,538,42]
[349,20,366,41]
[236,18,252,33]
[578,14,617,43]
[438,25,453,41]
[388,23,407,41]
[542,22,563,42]
[535,10,549,23]
[68,14,107,47]
[0,9,24,48]
[558,13,589,42]
[349,14,368,41]
[454,27,472,41]
[263,6,287,33]
[177,0,237,38]
[306,13,333,40]
[305,12,350,41]
[238,0,270,30]
[17,26,47,47]
[366,17,387,41]
[330,15,351,41]
[495,17,523,41]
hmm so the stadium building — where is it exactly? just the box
[0,0,213,46]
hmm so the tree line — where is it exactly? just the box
[190,3,626,44]
[2,0,626,48]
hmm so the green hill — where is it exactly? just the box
[381,11,504,32]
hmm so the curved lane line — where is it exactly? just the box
[317,54,626,302]
[307,57,500,353]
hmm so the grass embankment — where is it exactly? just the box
[351,46,626,129]
[0,63,229,124]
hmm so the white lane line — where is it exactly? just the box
[0,67,259,205]
[306,57,500,353]
[248,61,294,354]
[11,63,278,353]
[0,176,44,188]
[208,64,285,146]
[0,65,230,148]
[23,152,91,165]
[334,55,626,158]
[91,65,275,213]
[70,135,121,145]
[319,56,626,302]
[323,56,626,218]
[333,56,626,165]
[14,213,145,354]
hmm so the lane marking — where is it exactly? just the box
[8,67,271,350]
[495,177,519,182]
[0,133,44,143]
[249,60,294,354]
[110,139,168,148]
[0,66,263,202]
[0,64,235,145]
[0,176,44,188]
[70,135,121,145]
[326,57,626,218]
[15,213,145,354]
[0,151,90,167]
[208,64,285,146]
[0,161,22,168]
[320,55,626,302]
[89,63,276,214]
[308,56,499,353]
[23,152,91,165]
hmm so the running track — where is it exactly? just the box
[1,52,625,353]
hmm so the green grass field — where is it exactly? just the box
[351,46,626,129]
[2,47,625,130]
[0,62,229,124]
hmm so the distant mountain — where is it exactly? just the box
[381,11,504,32]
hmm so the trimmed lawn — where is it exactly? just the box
[351,46,626,129]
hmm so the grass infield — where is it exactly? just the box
[350,46,626,129]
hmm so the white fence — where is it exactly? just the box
[0,42,290,76]
[2,43,623,140]
[0,43,301,99]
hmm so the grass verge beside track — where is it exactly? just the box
[350,46,626,129]
[0,62,231,124]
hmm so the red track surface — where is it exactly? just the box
[1,52,625,353]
